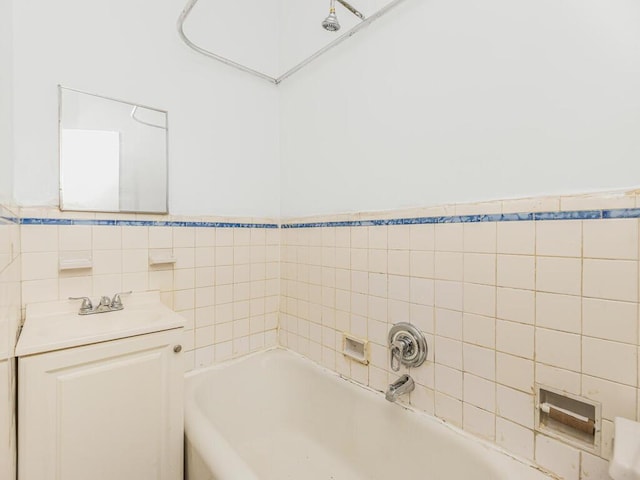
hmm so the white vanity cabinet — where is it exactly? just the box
[15,292,185,480]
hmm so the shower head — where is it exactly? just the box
[322,9,341,31]
[322,0,365,32]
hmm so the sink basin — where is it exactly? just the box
[15,291,184,356]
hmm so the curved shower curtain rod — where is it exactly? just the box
[176,0,407,85]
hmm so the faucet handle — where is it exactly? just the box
[69,296,93,313]
[390,339,407,372]
[110,291,132,309]
[98,296,111,307]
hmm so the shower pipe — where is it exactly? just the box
[336,0,365,20]
[176,0,407,85]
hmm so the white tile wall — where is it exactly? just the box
[18,212,279,371]
[12,191,640,480]
[280,192,640,480]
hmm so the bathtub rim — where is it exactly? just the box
[184,347,555,480]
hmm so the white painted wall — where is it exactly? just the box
[280,0,640,217]
[0,0,14,204]
[11,0,280,217]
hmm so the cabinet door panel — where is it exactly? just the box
[19,329,183,480]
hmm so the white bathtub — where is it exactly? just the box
[185,349,552,480]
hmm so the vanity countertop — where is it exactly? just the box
[16,291,184,356]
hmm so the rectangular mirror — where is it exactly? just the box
[59,86,168,214]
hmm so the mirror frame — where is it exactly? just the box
[58,85,169,214]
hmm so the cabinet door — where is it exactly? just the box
[18,329,183,480]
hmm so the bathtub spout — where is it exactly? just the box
[385,374,415,402]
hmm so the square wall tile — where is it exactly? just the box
[581,375,637,421]
[435,336,462,369]
[435,224,463,252]
[195,346,214,368]
[497,255,535,290]
[583,259,638,302]
[496,320,533,359]
[497,353,533,393]
[434,281,463,311]
[536,292,581,334]
[388,250,410,276]
[195,228,215,248]
[410,251,434,278]
[496,287,535,325]
[583,219,638,260]
[463,222,496,253]
[149,226,173,249]
[582,337,637,386]
[59,225,92,251]
[92,226,121,250]
[59,275,92,299]
[463,404,495,441]
[497,221,535,255]
[435,392,462,427]
[122,249,148,274]
[535,328,581,371]
[463,343,495,380]
[434,252,463,281]
[496,418,534,461]
[435,308,463,340]
[93,250,122,275]
[463,283,495,317]
[463,373,495,412]
[435,364,463,399]
[463,313,495,349]
[122,226,149,249]
[463,253,496,285]
[535,434,580,480]
[368,226,387,249]
[388,275,410,302]
[536,257,582,296]
[410,277,434,306]
[582,298,637,344]
[22,252,58,281]
[410,384,435,415]
[410,224,434,251]
[536,220,581,257]
[22,225,58,252]
[538,365,580,397]
[580,451,612,480]
[388,225,410,250]
[496,385,534,428]
[92,274,122,296]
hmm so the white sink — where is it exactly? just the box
[16,291,184,356]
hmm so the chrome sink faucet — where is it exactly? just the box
[69,291,132,315]
[385,374,415,402]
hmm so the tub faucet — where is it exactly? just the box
[385,374,415,402]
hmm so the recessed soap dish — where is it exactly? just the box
[59,252,92,271]
[342,334,368,364]
[149,254,177,266]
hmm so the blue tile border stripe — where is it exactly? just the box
[0,216,19,225]
[282,208,640,229]
[20,218,279,229]
[16,208,640,229]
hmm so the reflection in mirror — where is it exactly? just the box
[59,86,168,213]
